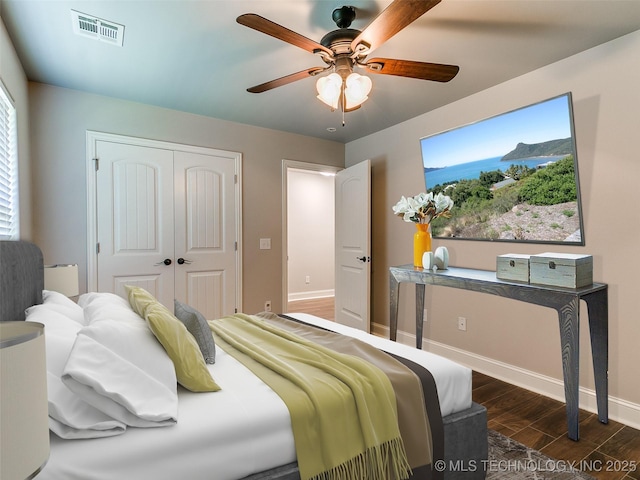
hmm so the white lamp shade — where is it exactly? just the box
[316,73,342,109]
[0,322,50,480]
[44,264,79,297]
[344,73,372,109]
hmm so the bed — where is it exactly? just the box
[0,240,487,480]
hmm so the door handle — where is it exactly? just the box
[177,258,192,265]
[154,258,172,266]
[356,256,371,262]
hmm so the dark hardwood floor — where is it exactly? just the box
[284,298,639,479]
[287,296,335,321]
[473,371,640,480]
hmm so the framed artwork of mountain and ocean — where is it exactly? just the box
[420,92,585,245]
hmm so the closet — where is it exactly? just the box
[87,132,241,319]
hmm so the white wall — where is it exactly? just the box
[26,83,344,314]
[287,169,335,300]
[346,30,640,426]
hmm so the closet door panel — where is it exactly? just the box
[174,151,237,320]
[96,140,175,306]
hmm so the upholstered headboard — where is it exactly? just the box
[0,241,44,321]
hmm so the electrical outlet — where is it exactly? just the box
[305,275,310,284]
[458,316,467,331]
[264,300,272,312]
[423,308,428,324]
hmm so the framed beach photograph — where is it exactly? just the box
[420,92,585,245]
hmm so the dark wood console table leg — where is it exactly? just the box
[555,297,581,441]
[389,272,400,342]
[389,273,426,349]
[585,290,609,425]
[415,284,425,349]
[389,274,426,349]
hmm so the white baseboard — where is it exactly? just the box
[372,322,640,431]
[287,289,334,302]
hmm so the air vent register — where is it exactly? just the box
[71,10,124,47]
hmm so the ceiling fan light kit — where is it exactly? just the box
[316,71,372,111]
[237,0,459,122]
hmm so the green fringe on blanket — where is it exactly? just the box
[309,437,411,480]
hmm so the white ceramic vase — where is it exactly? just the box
[434,246,449,270]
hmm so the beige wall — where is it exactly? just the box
[346,30,640,424]
[27,83,344,313]
[0,19,31,239]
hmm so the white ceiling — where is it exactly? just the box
[2,0,640,143]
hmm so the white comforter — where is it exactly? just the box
[32,292,471,480]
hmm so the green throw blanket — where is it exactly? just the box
[209,313,411,480]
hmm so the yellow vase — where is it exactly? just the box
[413,223,432,268]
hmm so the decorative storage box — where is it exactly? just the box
[496,254,531,282]
[529,252,593,288]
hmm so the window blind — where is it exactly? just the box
[0,82,18,240]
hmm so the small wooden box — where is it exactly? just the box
[496,254,530,282]
[529,253,593,288]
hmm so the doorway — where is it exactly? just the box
[282,160,340,319]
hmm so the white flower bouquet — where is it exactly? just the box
[392,192,454,224]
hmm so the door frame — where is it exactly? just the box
[281,159,341,312]
[86,131,243,310]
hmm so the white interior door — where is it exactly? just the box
[335,159,371,331]
[96,140,175,306]
[173,151,237,320]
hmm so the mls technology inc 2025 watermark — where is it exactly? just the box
[433,458,637,474]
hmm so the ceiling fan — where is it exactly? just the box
[237,0,459,114]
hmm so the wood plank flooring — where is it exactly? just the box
[473,371,640,479]
[287,296,334,321]
[284,298,639,479]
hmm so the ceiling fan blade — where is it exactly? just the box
[237,14,334,57]
[364,58,459,82]
[247,67,327,93]
[351,0,441,54]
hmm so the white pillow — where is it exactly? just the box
[78,291,129,309]
[25,307,127,439]
[46,350,126,439]
[42,289,85,324]
[62,318,178,427]
[80,291,144,325]
[25,304,83,331]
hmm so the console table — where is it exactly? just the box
[389,264,608,441]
